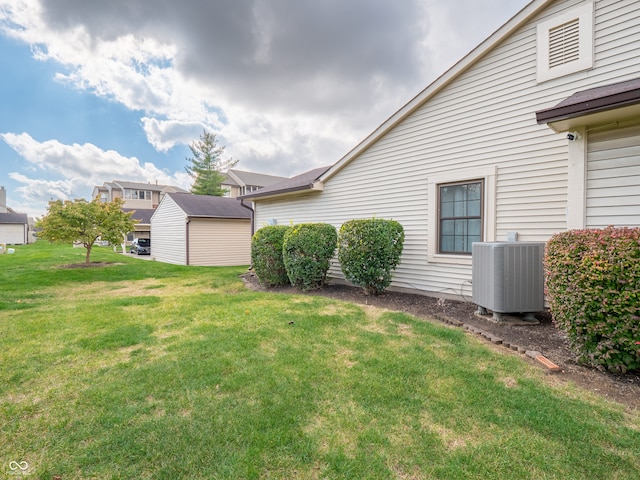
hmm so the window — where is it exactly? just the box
[125,189,151,200]
[438,180,483,254]
[536,2,593,83]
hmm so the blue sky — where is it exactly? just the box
[0,0,530,217]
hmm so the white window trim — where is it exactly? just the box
[427,166,496,265]
[536,2,594,84]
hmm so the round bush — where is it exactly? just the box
[251,225,291,287]
[338,218,405,295]
[544,227,640,373]
[283,223,337,291]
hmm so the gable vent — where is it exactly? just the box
[548,18,580,68]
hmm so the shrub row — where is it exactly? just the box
[251,218,405,294]
[544,227,640,373]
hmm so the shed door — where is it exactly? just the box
[586,123,640,228]
[0,224,26,244]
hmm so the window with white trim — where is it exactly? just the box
[427,167,495,263]
[536,2,594,83]
[438,180,484,254]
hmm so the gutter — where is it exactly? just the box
[240,181,323,202]
[185,218,191,266]
[240,199,255,237]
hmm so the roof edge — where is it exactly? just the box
[320,0,551,183]
[536,82,640,125]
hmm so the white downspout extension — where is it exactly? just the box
[566,127,587,230]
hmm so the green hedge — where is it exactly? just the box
[251,225,291,287]
[338,218,404,295]
[283,223,337,291]
[544,227,640,372]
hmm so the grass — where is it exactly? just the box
[1,242,639,479]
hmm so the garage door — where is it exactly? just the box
[586,122,640,228]
[0,224,26,244]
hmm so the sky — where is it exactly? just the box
[0,0,531,217]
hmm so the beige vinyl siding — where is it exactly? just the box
[586,122,640,228]
[255,0,640,298]
[0,224,27,244]
[188,218,251,266]
[151,196,187,265]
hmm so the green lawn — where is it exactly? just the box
[1,243,639,479]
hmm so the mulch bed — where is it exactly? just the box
[241,272,640,410]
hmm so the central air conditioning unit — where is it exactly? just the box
[472,242,545,322]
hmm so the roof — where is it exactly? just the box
[240,166,331,200]
[319,0,551,184]
[106,180,188,193]
[0,212,28,224]
[224,169,287,187]
[123,208,155,225]
[536,77,640,130]
[165,193,252,219]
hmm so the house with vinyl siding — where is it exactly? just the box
[242,0,640,299]
[151,193,252,266]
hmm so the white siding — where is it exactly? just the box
[0,224,26,244]
[255,0,640,298]
[188,218,251,266]
[587,122,640,227]
[151,196,187,265]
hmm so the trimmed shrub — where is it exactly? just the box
[338,218,405,295]
[283,223,337,291]
[251,225,291,287]
[544,227,640,373]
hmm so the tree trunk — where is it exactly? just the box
[85,245,92,264]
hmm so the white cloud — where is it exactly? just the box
[0,0,531,215]
[2,132,191,211]
[141,118,208,153]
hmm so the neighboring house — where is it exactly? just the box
[221,169,287,198]
[92,180,188,209]
[151,193,252,266]
[0,186,33,245]
[122,209,154,241]
[242,0,640,299]
[92,180,188,241]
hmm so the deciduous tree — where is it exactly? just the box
[37,197,136,264]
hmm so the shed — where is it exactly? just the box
[151,193,252,266]
[0,212,29,245]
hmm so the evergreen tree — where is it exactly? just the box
[185,130,238,196]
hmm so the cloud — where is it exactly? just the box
[141,118,208,153]
[0,0,530,215]
[2,132,191,200]
[1,0,433,156]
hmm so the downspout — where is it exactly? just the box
[185,218,191,266]
[240,199,255,237]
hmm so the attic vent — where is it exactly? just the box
[548,18,580,68]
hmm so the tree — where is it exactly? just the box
[37,197,137,264]
[185,129,238,196]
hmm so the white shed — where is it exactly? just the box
[150,193,252,266]
[0,213,29,245]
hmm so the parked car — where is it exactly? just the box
[130,238,151,255]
